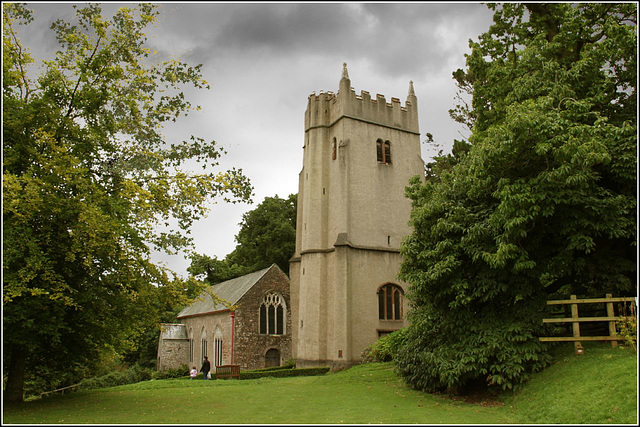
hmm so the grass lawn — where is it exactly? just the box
[3,343,637,424]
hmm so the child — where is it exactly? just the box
[190,366,197,380]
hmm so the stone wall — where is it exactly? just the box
[157,338,189,371]
[181,311,232,370]
[234,266,292,370]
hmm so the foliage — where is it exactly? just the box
[397,3,637,393]
[2,3,252,403]
[423,139,471,183]
[245,358,296,372]
[239,366,329,380]
[227,193,297,275]
[76,364,154,392]
[150,365,190,380]
[360,329,408,363]
[616,302,637,351]
[187,253,247,285]
[188,194,297,283]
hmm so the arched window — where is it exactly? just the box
[378,284,403,320]
[189,327,194,363]
[213,326,223,369]
[259,292,286,335]
[376,139,391,164]
[200,327,208,363]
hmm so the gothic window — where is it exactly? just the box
[201,328,208,362]
[376,139,391,164]
[189,328,194,362]
[259,292,286,335]
[378,284,403,320]
[213,326,223,368]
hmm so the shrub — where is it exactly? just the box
[151,365,190,380]
[240,367,329,380]
[248,359,296,373]
[77,364,154,391]
[361,329,407,363]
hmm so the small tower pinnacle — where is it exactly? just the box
[408,80,415,98]
[342,62,349,80]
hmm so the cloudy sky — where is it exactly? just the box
[17,2,495,277]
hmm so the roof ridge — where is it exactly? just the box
[177,264,279,318]
[217,264,276,304]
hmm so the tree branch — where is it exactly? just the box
[65,35,103,118]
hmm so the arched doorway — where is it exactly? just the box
[265,348,280,368]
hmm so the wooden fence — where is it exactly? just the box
[40,382,82,397]
[539,294,637,354]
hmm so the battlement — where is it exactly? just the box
[305,65,419,134]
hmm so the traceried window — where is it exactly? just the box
[259,292,286,335]
[376,139,391,164]
[201,328,208,363]
[189,328,194,362]
[378,284,403,320]
[213,326,223,369]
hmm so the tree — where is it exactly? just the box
[187,253,247,285]
[3,4,252,402]
[395,3,636,393]
[228,194,297,275]
[187,194,297,284]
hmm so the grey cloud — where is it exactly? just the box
[149,3,493,79]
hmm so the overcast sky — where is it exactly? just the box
[16,2,495,277]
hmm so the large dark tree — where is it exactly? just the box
[188,194,297,284]
[396,3,636,393]
[3,4,252,402]
[228,194,297,275]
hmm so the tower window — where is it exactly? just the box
[332,138,337,160]
[378,284,403,320]
[376,139,391,164]
[259,292,287,335]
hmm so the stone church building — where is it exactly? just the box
[157,264,291,371]
[157,63,423,372]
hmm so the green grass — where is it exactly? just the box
[3,343,637,424]
[503,342,638,424]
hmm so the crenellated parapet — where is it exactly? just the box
[305,63,419,135]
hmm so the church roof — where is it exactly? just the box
[176,264,276,318]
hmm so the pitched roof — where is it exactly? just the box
[176,264,277,319]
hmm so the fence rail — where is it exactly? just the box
[539,294,636,354]
[40,383,82,397]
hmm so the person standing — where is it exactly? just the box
[200,356,211,380]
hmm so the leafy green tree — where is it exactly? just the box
[3,4,252,402]
[228,194,297,275]
[396,3,636,393]
[188,194,297,283]
[187,253,247,285]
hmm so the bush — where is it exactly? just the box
[361,329,407,363]
[393,304,551,394]
[248,359,296,373]
[151,365,190,380]
[77,364,154,391]
[240,367,329,380]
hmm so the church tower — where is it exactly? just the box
[289,63,424,369]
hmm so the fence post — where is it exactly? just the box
[606,293,618,348]
[571,295,583,354]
